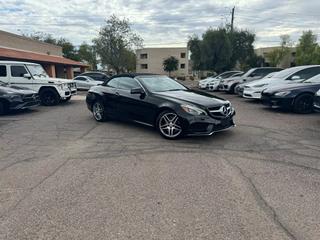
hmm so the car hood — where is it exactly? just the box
[200,78,216,83]
[0,85,36,95]
[34,77,76,84]
[264,82,320,93]
[246,77,283,87]
[154,89,228,108]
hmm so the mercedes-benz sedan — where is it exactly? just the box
[86,74,236,139]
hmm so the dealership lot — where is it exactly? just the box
[0,91,319,239]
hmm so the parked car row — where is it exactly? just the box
[199,66,320,114]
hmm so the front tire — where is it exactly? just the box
[156,110,183,140]
[293,94,314,114]
[92,100,107,122]
[40,89,60,106]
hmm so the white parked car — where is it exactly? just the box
[0,61,77,106]
[208,72,243,91]
[73,76,102,90]
[219,67,283,93]
[198,71,242,89]
[243,65,320,99]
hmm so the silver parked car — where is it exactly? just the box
[73,76,102,90]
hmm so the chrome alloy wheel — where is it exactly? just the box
[159,113,182,138]
[93,102,104,121]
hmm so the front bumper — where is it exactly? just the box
[261,95,293,109]
[59,87,77,99]
[10,95,40,110]
[243,89,262,99]
[198,83,208,89]
[207,83,220,91]
[180,111,236,136]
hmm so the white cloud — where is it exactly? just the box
[0,0,319,48]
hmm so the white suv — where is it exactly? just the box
[0,61,77,106]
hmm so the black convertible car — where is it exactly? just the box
[261,75,320,113]
[0,81,40,115]
[86,74,236,139]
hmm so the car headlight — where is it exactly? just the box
[316,91,320,96]
[181,104,207,116]
[59,83,69,90]
[253,84,268,88]
[274,91,291,97]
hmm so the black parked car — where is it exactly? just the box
[261,74,320,113]
[0,81,40,115]
[79,71,111,82]
[86,74,236,139]
[314,89,320,112]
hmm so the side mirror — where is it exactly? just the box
[291,76,301,80]
[130,87,145,95]
[23,73,32,79]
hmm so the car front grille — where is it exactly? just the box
[208,103,232,119]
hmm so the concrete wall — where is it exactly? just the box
[0,30,63,56]
[136,47,189,77]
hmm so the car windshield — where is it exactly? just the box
[138,75,187,92]
[304,75,320,83]
[27,65,49,78]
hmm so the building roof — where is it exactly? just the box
[0,47,88,67]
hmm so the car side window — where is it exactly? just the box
[287,67,320,80]
[106,78,119,88]
[75,77,86,81]
[0,65,7,77]
[11,66,28,77]
[118,77,140,90]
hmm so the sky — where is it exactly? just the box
[0,0,319,49]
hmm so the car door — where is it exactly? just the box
[100,77,121,117]
[9,65,32,89]
[116,77,154,123]
[74,76,88,89]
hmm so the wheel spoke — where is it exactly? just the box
[159,113,182,138]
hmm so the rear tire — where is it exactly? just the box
[293,94,314,114]
[40,89,60,106]
[92,100,107,122]
[156,110,183,140]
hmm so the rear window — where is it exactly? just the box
[0,65,7,77]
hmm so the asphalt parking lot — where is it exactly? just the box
[0,89,319,240]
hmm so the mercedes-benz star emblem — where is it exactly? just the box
[222,106,228,116]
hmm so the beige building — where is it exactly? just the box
[255,46,296,68]
[0,30,87,79]
[136,47,189,78]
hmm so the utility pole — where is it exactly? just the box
[231,6,235,32]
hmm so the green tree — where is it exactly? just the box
[201,28,232,73]
[229,29,255,68]
[267,35,292,67]
[296,30,320,65]
[163,56,179,76]
[94,15,143,74]
[188,35,203,71]
[78,43,98,70]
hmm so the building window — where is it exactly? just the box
[140,53,148,59]
[141,64,148,69]
[180,64,186,69]
[0,65,7,77]
[180,52,186,58]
